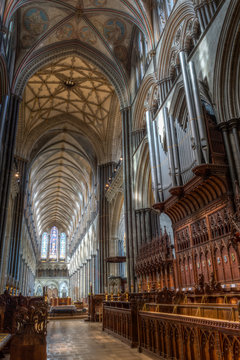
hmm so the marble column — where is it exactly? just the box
[87,259,91,295]
[83,263,86,299]
[219,123,237,191]
[98,162,115,292]
[121,107,136,291]
[145,209,152,244]
[79,266,83,299]
[229,120,240,185]
[8,158,28,286]
[135,210,142,251]
[0,95,21,276]
[92,255,96,293]
[77,269,80,300]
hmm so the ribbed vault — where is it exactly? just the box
[30,131,92,234]
[24,56,115,138]
[16,53,121,244]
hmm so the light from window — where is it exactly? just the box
[41,232,48,259]
[60,232,66,260]
[49,226,58,260]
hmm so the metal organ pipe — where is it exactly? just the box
[179,51,201,165]
[163,107,177,187]
[189,61,209,163]
[146,110,159,202]
[169,115,181,186]
[152,119,164,201]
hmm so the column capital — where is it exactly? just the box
[120,105,131,113]
[10,93,23,103]
[227,118,240,129]
[218,122,229,132]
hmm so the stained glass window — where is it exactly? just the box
[41,232,48,259]
[49,226,58,260]
[60,233,66,260]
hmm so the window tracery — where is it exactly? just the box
[41,232,48,260]
[60,232,66,260]
[49,226,58,260]
[40,227,67,261]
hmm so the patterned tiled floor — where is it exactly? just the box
[47,319,151,360]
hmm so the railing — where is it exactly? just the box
[102,301,138,347]
[138,309,240,359]
[102,290,240,359]
[143,302,239,322]
[88,294,105,322]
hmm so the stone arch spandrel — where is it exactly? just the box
[157,0,197,81]
[132,74,157,130]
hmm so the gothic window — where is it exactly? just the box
[60,232,66,260]
[41,232,48,259]
[49,226,58,260]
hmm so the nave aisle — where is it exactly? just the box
[47,320,150,360]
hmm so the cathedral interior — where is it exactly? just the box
[0,0,240,359]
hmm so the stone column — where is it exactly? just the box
[145,209,152,244]
[229,120,240,185]
[98,162,115,292]
[79,266,83,299]
[140,210,146,243]
[87,259,91,295]
[219,123,237,191]
[135,210,142,251]
[83,263,86,300]
[92,255,96,293]
[121,107,136,291]
[8,158,28,285]
[0,95,21,275]
[0,95,10,156]
[78,268,80,300]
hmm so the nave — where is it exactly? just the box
[0,0,240,359]
[46,320,150,360]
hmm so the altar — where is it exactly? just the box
[50,297,71,306]
[49,305,77,316]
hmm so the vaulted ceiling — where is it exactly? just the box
[10,0,153,250]
[16,54,121,242]
[24,56,115,138]
[5,0,153,76]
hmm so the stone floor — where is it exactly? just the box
[47,319,151,360]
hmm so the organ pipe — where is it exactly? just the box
[163,107,177,187]
[179,51,201,165]
[146,110,159,202]
[189,61,209,163]
[152,119,164,201]
[169,115,181,186]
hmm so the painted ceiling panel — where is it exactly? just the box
[10,0,153,73]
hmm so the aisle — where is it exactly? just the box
[47,319,150,360]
